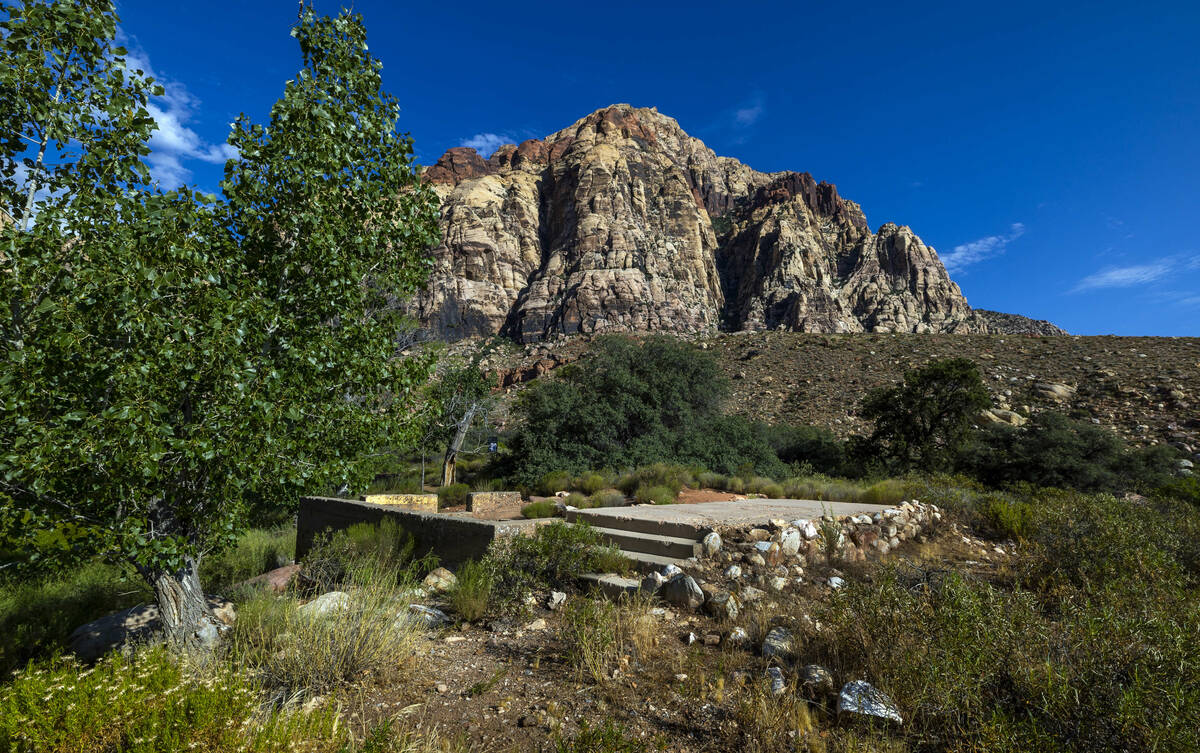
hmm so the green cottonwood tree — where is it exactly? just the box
[0,3,440,647]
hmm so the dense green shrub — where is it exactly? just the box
[483,522,629,612]
[961,412,1177,492]
[859,479,907,506]
[1157,475,1200,508]
[573,471,609,495]
[587,490,626,508]
[859,357,991,473]
[697,471,727,489]
[503,336,784,484]
[564,492,588,508]
[634,484,677,505]
[616,464,695,496]
[436,483,470,508]
[521,500,559,519]
[762,423,846,476]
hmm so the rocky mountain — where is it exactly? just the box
[411,105,1059,341]
[970,309,1069,336]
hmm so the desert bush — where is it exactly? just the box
[724,476,746,494]
[635,484,677,505]
[1157,475,1200,508]
[982,493,1036,540]
[0,648,344,752]
[537,470,573,496]
[560,593,656,684]
[200,525,295,594]
[587,489,626,508]
[302,518,423,591]
[521,500,559,519]
[616,463,695,496]
[573,471,609,495]
[0,561,151,675]
[744,476,775,495]
[860,479,907,506]
[448,559,493,622]
[436,483,470,508]
[697,471,727,489]
[762,423,847,476]
[554,719,658,753]
[760,483,785,498]
[231,568,425,700]
[961,412,1177,493]
[483,522,629,612]
[564,492,588,508]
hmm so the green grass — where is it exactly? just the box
[0,648,346,753]
[199,525,295,594]
[448,559,493,621]
[0,562,152,676]
[521,500,559,518]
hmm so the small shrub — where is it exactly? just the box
[760,483,784,498]
[1157,476,1200,508]
[521,500,559,519]
[302,517,422,590]
[561,597,620,683]
[436,483,470,508]
[587,489,626,508]
[484,523,630,612]
[983,494,1036,540]
[448,559,492,621]
[537,471,573,496]
[564,492,588,508]
[724,476,746,494]
[554,720,659,753]
[573,471,609,495]
[617,464,694,496]
[231,570,424,700]
[635,484,676,505]
[697,471,727,489]
[745,476,777,495]
[860,479,907,506]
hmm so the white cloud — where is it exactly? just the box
[459,133,511,158]
[118,39,238,188]
[1071,254,1199,292]
[940,222,1025,274]
[734,102,764,127]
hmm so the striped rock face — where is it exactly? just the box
[412,104,985,343]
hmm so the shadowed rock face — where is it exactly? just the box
[411,104,995,342]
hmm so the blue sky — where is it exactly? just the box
[112,0,1199,336]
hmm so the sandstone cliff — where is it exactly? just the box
[411,105,1049,341]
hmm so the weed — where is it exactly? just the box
[465,666,507,697]
[634,484,677,505]
[448,559,492,621]
[586,489,626,508]
[521,500,559,518]
[553,719,663,753]
[573,471,609,495]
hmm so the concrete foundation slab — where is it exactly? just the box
[567,499,892,538]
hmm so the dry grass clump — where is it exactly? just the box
[560,592,659,684]
[447,559,492,622]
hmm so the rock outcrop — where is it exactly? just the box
[411,105,1038,341]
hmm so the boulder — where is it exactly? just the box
[701,532,722,556]
[238,563,300,593]
[70,596,236,662]
[299,591,352,618]
[660,574,705,610]
[703,590,740,620]
[761,626,796,661]
[422,567,458,593]
[405,604,452,630]
[766,666,786,696]
[778,527,802,556]
[799,664,835,698]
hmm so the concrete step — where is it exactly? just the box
[622,551,684,575]
[566,507,705,539]
[589,525,701,559]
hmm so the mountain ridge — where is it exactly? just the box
[412,104,1064,340]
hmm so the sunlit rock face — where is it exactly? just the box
[412,104,983,342]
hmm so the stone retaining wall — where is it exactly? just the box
[467,491,522,513]
[360,493,438,512]
[296,496,540,565]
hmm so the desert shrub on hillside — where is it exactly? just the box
[616,464,696,496]
[587,490,626,508]
[448,559,493,622]
[961,412,1177,492]
[502,336,785,484]
[859,357,991,473]
[573,471,610,495]
[1157,475,1200,508]
[537,471,573,496]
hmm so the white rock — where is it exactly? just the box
[762,626,795,661]
[298,591,351,618]
[661,563,683,578]
[406,604,451,629]
[837,680,902,724]
[778,527,802,556]
[724,564,743,579]
[767,666,786,696]
[548,591,567,610]
[768,576,787,592]
[702,532,722,556]
[423,567,457,593]
[727,626,750,645]
[828,576,846,589]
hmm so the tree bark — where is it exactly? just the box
[441,401,480,487]
[151,556,221,653]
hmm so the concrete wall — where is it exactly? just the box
[296,496,539,566]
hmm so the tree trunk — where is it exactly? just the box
[151,556,221,653]
[441,402,480,487]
